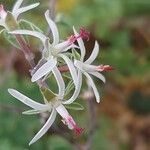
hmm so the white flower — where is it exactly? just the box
[10,10,79,86]
[73,27,113,103]
[8,67,83,145]
[0,0,39,29]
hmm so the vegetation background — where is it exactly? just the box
[0,0,149,149]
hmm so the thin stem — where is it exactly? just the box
[15,35,35,68]
[15,34,48,88]
[85,83,97,150]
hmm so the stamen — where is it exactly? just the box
[68,35,77,44]
[79,27,90,41]
[97,65,114,72]
[67,27,90,45]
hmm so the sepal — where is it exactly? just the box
[40,87,56,102]
[5,11,18,30]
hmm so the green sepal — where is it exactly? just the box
[0,29,5,34]
[62,74,72,80]
[22,109,42,115]
[5,11,18,31]
[40,87,56,102]
[72,48,81,60]
[65,102,84,111]
[65,80,74,96]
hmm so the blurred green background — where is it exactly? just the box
[0,0,150,149]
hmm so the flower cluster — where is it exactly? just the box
[1,0,113,145]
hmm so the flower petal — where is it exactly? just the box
[63,71,82,104]
[85,41,99,64]
[54,42,78,53]
[45,10,59,45]
[31,58,57,82]
[83,72,100,103]
[54,41,69,52]
[73,26,85,61]
[8,89,48,110]
[12,0,23,13]
[55,104,69,119]
[9,30,47,45]
[88,71,106,83]
[59,54,78,87]
[62,44,79,53]
[74,60,97,72]
[29,108,57,145]
[0,20,5,27]
[52,67,65,99]
[13,3,40,19]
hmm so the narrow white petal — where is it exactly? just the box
[54,41,69,52]
[61,44,79,53]
[59,54,78,87]
[63,71,82,104]
[73,26,85,61]
[74,60,97,72]
[29,109,57,145]
[85,41,99,64]
[9,30,47,45]
[0,20,5,27]
[88,71,106,83]
[14,3,40,19]
[12,0,23,13]
[54,42,79,54]
[31,58,57,82]
[84,72,100,103]
[8,89,48,110]
[52,67,65,99]
[55,104,69,119]
[45,10,59,45]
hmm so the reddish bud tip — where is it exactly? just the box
[103,66,114,71]
[74,126,84,136]
[97,65,114,72]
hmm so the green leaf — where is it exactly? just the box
[0,29,5,34]
[65,80,74,96]
[22,109,42,115]
[62,74,72,80]
[65,102,84,110]
[19,19,43,33]
[72,48,81,60]
[19,19,43,44]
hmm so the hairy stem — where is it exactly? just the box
[15,34,48,88]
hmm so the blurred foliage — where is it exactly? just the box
[0,0,150,150]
